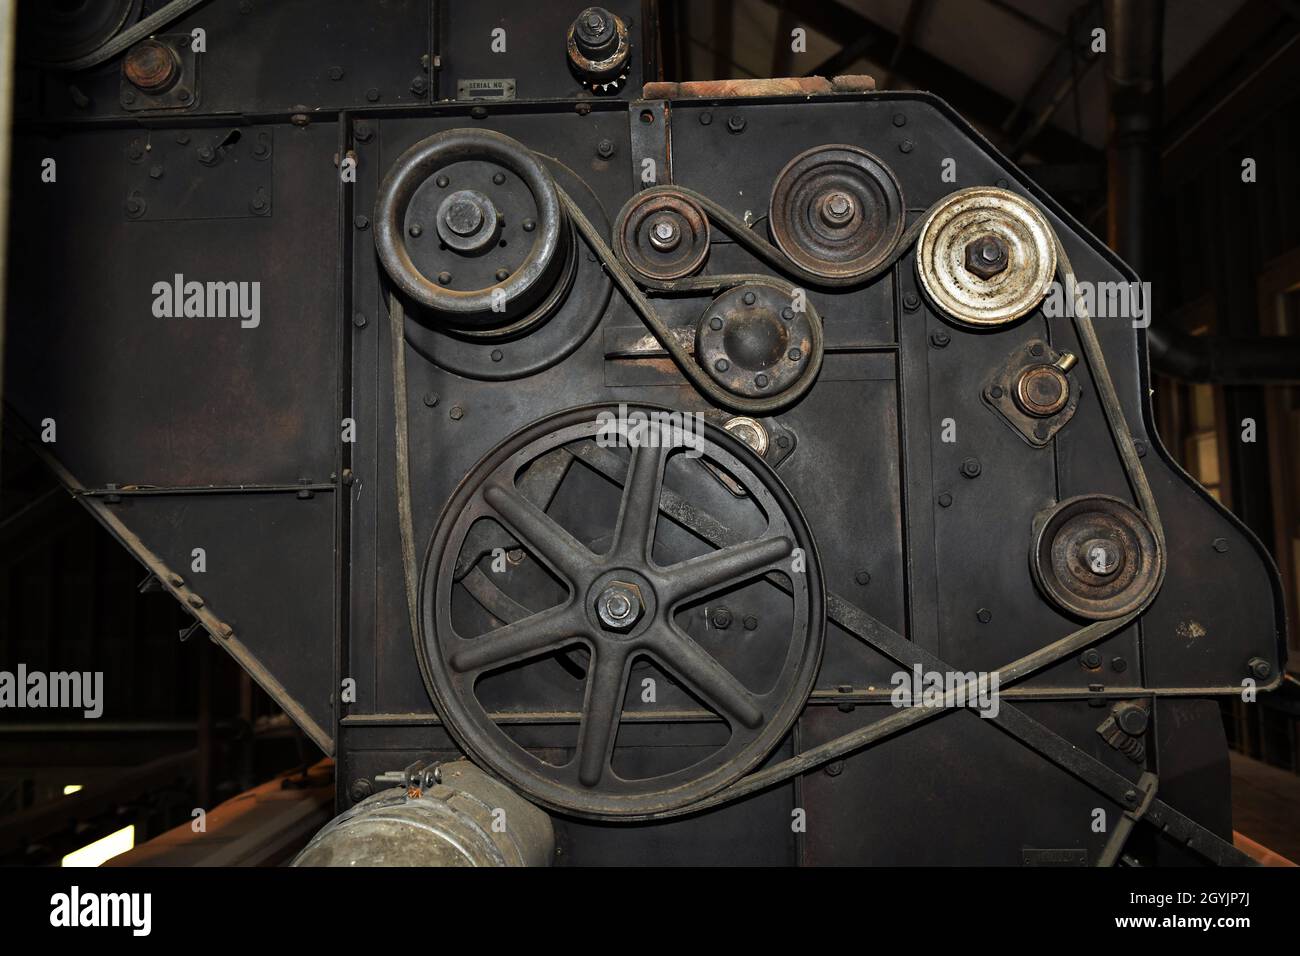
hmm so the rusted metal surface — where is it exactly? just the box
[641,74,877,99]
[983,339,1081,447]
[696,282,814,398]
[768,144,905,280]
[123,38,179,92]
[566,5,630,93]
[614,189,710,281]
[1031,495,1162,620]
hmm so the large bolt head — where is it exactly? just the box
[574,6,618,57]
[818,191,856,226]
[435,188,498,253]
[964,234,1009,279]
[596,582,643,631]
[648,216,681,252]
[1113,702,1149,736]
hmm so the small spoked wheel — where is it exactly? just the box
[419,404,825,818]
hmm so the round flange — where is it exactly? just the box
[1031,495,1162,620]
[768,144,905,279]
[1015,363,1071,417]
[697,282,814,399]
[916,186,1057,327]
[375,128,569,335]
[614,190,710,281]
[124,39,181,93]
[419,404,825,818]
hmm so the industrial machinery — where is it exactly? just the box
[3,1,1286,866]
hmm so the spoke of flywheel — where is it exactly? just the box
[654,628,764,729]
[576,646,630,787]
[483,482,594,582]
[660,535,794,607]
[610,441,668,562]
[449,604,586,674]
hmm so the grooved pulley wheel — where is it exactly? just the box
[1031,494,1162,620]
[419,405,825,818]
[374,128,571,336]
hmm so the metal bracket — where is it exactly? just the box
[120,34,200,112]
[983,337,1080,447]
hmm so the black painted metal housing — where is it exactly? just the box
[3,0,1286,865]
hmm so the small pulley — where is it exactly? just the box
[614,190,711,282]
[1030,495,1162,620]
[768,144,905,280]
[696,282,815,400]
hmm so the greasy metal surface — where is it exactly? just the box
[1032,495,1162,620]
[566,6,630,93]
[916,186,1057,326]
[293,760,554,866]
[768,144,905,280]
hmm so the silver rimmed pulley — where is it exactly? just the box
[915,186,1057,327]
[374,128,573,338]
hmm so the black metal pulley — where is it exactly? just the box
[19,0,141,66]
[374,128,574,338]
[418,405,825,818]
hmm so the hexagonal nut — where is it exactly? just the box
[596,581,643,631]
[964,235,1009,279]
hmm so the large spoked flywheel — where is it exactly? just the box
[418,405,825,818]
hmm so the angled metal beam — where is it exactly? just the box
[880,0,931,90]
[779,0,1097,163]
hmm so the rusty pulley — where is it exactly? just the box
[613,189,711,281]
[1031,495,1162,620]
[768,144,905,280]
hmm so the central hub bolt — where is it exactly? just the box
[596,582,643,631]
[435,188,498,253]
[444,198,483,236]
[573,6,619,58]
[964,234,1009,279]
[1082,538,1122,576]
[648,216,681,252]
[819,191,856,226]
